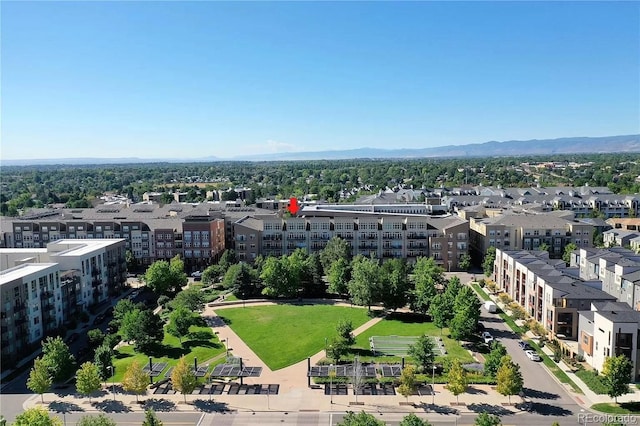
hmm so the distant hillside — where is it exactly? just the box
[231,134,640,161]
[2,135,638,166]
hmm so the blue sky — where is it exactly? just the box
[2,1,639,160]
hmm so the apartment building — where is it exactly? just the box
[233,210,469,270]
[469,210,594,263]
[182,215,225,270]
[493,249,615,341]
[578,301,640,380]
[0,239,126,365]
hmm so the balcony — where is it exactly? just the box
[407,233,427,239]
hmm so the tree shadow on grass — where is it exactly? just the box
[143,398,177,412]
[192,399,233,413]
[348,348,374,358]
[188,330,215,341]
[620,402,640,412]
[467,403,514,416]
[49,401,84,413]
[183,340,218,351]
[386,312,431,323]
[114,351,133,360]
[92,399,133,413]
[145,343,187,359]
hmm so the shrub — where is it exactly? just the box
[498,293,511,304]
[157,295,170,307]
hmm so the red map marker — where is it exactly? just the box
[288,197,300,215]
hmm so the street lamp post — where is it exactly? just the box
[109,365,116,401]
[431,365,436,405]
[329,364,334,404]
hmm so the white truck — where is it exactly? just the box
[484,301,497,313]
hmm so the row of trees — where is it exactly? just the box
[12,407,164,426]
[337,410,502,426]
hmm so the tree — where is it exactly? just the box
[142,409,164,426]
[411,257,444,315]
[496,355,523,403]
[41,336,75,382]
[112,298,138,327]
[562,242,578,265]
[218,249,238,270]
[170,288,204,312]
[12,407,62,426]
[202,264,224,286]
[538,242,550,252]
[602,355,633,403]
[93,344,113,382]
[337,411,385,426]
[380,259,410,311]
[397,365,417,403]
[336,319,355,346]
[75,414,117,426]
[459,253,472,271]
[143,256,187,295]
[483,247,496,277]
[120,308,164,352]
[483,342,507,378]
[122,360,149,402]
[429,294,450,333]
[450,286,482,340]
[167,306,195,343]
[302,252,325,297]
[223,262,259,297]
[408,335,436,372]
[446,358,468,404]
[328,258,351,296]
[474,412,502,426]
[171,357,197,403]
[348,256,381,310]
[27,357,52,403]
[260,254,302,298]
[326,336,349,364]
[76,362,102,402]
[320,237,352,274]
[87,329,105,349]
[399,413,432,426]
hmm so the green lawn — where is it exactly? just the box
[110,325,225,383]
[353,312,474,364]
[218,304,371,370]
[576,369,608,394]
[592,402,640,414]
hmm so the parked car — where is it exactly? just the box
[482,331,494,344]
[518,340,532,350]
[93,313,106,325]
[191,271,203,278]
[525,350,541,361]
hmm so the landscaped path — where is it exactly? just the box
[202,301,383,391]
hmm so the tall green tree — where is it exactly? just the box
[449,286,482,340]
[171,357,198,403]
[76,362,102,402]
[398,365,417,403]
[483,342,507,378]
[336,319,355,346]
[142,409,164,426]
[27,357,52,403]
[411,257,443,315]
[602,355,633,403]
[260,255,301,298]
[399,413,432,426]
[170,288,204,312]
[12,407,62,426]
[112,298,138,327]
[302,252,325,296]
[496,355,523,403]
[483,247,497,277]
[474,412,502,426]
[326,336,349,364]
[93,344,113,382]
[337,411,385,426]
[167,306,195,343]
[380,259,410,311]
[320,237,352,273]
[143,255,187,295]
[562,243,578,265]
[429,294,450,333]
[348,255,381,310]
[446,359,468,404]
[408,335,436,372]
[459,253,472,271]
[223,262,259,297]
[328,258,351,296]
[120,308,164,352]
[76,414,117,426]
[122,360,149,402]
[41,336,75,382]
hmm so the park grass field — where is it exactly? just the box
[218,304,371,370]
[110,325,226,383]
[353,312,474,363]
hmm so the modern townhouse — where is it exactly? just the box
[0,239,126,365]
[578,301,640,381]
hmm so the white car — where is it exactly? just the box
[482,331,494,344]
[525,350,541,361]
[191,271,203,278]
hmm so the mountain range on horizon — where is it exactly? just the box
[2,134,639,166]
